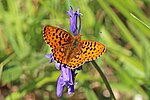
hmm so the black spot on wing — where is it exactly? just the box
[58,41,61,45]
[87,42,89,46]
[59,31,62,36]
[90,42,92,47]
[64,39,68,42]
[84,41,87,45]
[83,51,87,54]
[52,33,55,36]
[62,32,65,38]
[60,37,62,41]
[94,42,96,47]
[65,33,69,37]
[47,42,50,44]
[86,47,89,50]
[56,35,58,39]
[56,28,59,33]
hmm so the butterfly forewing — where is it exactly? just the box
[43,25,73,48]
[81,40,105,61]
[43,25,73,63]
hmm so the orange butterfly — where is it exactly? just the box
[43,25,106,69]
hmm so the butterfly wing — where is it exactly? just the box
[81,40,105,61]
[43,25,73,63]
[67,40,106,69]
[43,25,73,48]
[67,52,85,69]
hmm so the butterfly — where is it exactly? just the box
[43,25,106,69]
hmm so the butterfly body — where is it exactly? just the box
[43,25,105,69]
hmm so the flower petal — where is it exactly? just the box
[61,65,74,85]
[45,53,54,63]
[56,76,65,97]
[67,85,74,95]
[66,6,74,16]
[45,53,53,58]
[67,6,80,35]
[55,63,61,70]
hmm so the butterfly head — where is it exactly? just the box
[74,33,82,41]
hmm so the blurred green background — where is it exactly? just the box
[0,0,150,100]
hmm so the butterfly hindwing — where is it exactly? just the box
[67,40,105,69]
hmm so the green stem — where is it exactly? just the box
[91,61,116,100]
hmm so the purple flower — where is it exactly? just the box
[46,55,79,97]
[45,53,54,63]
[56,65,76,96]
[67,6,81,36]
[45,6,81,97]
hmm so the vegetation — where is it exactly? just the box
[0,0,150,99]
